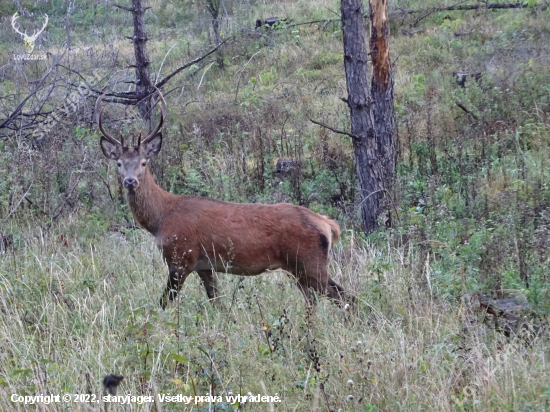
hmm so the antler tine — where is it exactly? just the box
[11,13,26,37]
[141,87,167,145]
[95,91,122,146]
[31,14,48,40]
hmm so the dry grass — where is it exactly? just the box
[0,223,548,411]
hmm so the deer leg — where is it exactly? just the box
[197,270,220,305]
[327,277,348,303]
[298,266,346,305]
[296,276,316,306]
[160,266,191,309]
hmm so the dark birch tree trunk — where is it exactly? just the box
[340,0,396,235]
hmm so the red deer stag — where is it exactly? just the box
[96,88,347,308]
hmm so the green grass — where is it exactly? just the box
[1,0,550,410]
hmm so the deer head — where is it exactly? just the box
[96,88,167,191]
[11,12,49,54]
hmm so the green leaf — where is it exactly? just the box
[170,353,189,364]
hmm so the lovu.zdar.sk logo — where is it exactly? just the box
[11,12,48,55]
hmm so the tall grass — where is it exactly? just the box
[0,223,548,411]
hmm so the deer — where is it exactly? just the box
[95,88,348,309]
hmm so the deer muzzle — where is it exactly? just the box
[123,177,139,190]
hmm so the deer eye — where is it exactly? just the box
[117,161,122,167]
[141,161,147,167]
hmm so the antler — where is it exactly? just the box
[95,91,122,147]
[141,87,167,146]
[11,13,26,37]
[30,14,48,41]
[11,12,48,40]
[95,87,165,147]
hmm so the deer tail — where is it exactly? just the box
[326,218,340,250]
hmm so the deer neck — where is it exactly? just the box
[125,168,174,235]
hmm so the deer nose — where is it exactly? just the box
[123,178,138,189]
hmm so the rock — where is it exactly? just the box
[463,293,534,337]
[453,70,482,88]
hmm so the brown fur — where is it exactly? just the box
[99,124,348,308]
[127,168,347,308]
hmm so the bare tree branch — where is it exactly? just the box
[113,3,134,12]
[155,37,231,89]
[0,52,66,130]
[455,100,479,120]
[59,65,138,98]
[309,118,359,141]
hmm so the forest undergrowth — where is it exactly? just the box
[0,0,550,410]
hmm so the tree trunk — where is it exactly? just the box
[340,0,396,234]
[206,0,224,68]
[369,0,397,188]
[211,12,221,45]
[131,0,153,125]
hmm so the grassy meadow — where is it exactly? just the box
[1,0,550,410]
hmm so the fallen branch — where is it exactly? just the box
[402,1,547,26]
[455,100,479,120]
[357,189,386,210]
[295,19,336,27]
[155,42,179,84]
[184,99,213,108]
[292,2,542,29]
[398,2,543,14]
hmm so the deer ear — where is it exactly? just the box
[141,133,162,158]
[100,136,119,160]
